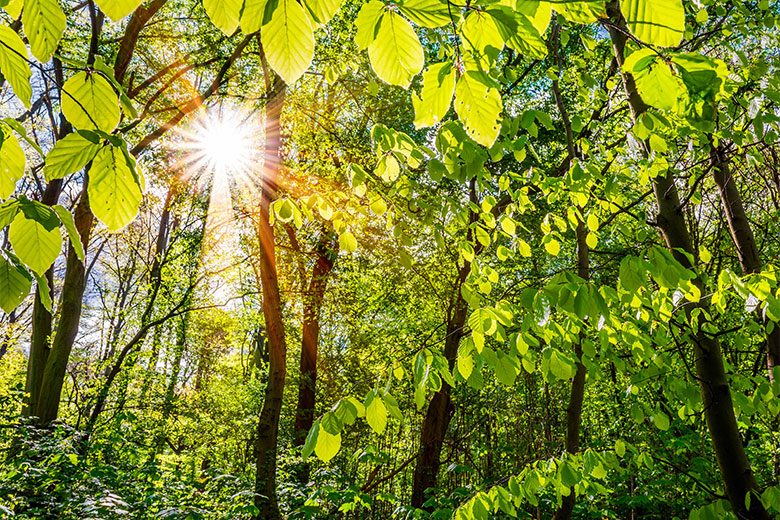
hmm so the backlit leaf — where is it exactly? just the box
[453,71,502,147]
[203,0,242,35]
[8,212,62,276]
[398,0,450,27]
[261,0,315,84]
[94,0,144,21]
[0,126,25,200]
[0,25,32,107]
[315,427,341,462]
[88,146,143,232]
[367,10,424,87]
[0,252,32,313]
[61,72,121,133]
[43,132,102,181]
[22,0,66,62]
[621,0,685,48]
[412,62,455,128]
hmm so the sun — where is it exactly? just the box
[188,108,258,178]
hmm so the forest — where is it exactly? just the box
[0,0,779,518]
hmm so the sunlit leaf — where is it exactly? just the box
[412,62,455,128]
[94,0,144,21]
[0,252,32,313]
[0,25,32,107]
[0,126,25,200]
[203,0,242,35]
[43,132,102,181]
[22,0,66,62]
[453,71,502,147]
[61,72,121,133]
[261,0,315,85]
[8,212,62,276]
[88,145,143,232]
[621,0,685,48]
[367,10,424,88]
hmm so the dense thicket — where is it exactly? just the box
[1,0,780,518]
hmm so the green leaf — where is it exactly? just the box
[454,71,503,147]
[623,49,683,112]
[88,145,143,232]
[412,62,455,128]
[0,26,32,107]
[365,393,388,434]
[518,240,532,257]
[33,270,52,312]
[240,0,267,33]
[549,349,575,380]
[8,212,62,276]
[0,252,32,313]
[261,0,315,85]
[301,421,319,460]
[397,0,449,27]
[494,353,517,386]
[491,7,546,59]
[94,0,144,21]
[0,126,25,200]
[53,205,85,262]
[43,132,102,181]
[621,0,685,48]
[0,200,19,228]
[354,0,384,49]
[2,0,24,18]
[653,411,670,431]
[545,238,560,256]
[367,10,424,87]
[457,345,474,379]
[303,0,342,24]
[22,0,66,62]
[369,195,388,215]
[554,1,605,24]
[203,0,242,34]
[315,426,341,462]
[615,439,626,457]
[461,10,504,53]
[339,230,357,253]
[516,0,551,35]
[61,72,121,133]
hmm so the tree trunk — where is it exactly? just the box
[412,179,484,508]
[606,4,768,517]
[709,143,780,380]
[293,231,336,447]
[84,184,183,435]
[33,182,94,424]
[556,220,589,520]
[23,158,66,417]
[411,256,471,508]
[549,35,590,517]
[252,77,287,520]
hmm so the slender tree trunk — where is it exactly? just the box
[84,185,183,435]
[23,142,66,416]
[33,182,94,424]
[550,25,590,518]
[411,180,479,508]
[606,5,768,517]
[709,143,780,380]
[293,231,336,447]
[557,220,589,520]
[252,76,287,520]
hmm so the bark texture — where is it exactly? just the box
[293,231,337,447]
[252,77,287,520]
[709,143,780,380]
[606,4,768,517]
